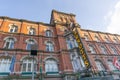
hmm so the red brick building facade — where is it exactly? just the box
[0,10,120,80]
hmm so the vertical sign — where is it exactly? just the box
[72,28,91,69]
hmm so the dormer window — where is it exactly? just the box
[9,24,18,33]
[113,37,118,43]
[105,36,110,43]
[46,30,52,37]
[84,35,89,41]
[29,28,36,35]
[95,36,100,42]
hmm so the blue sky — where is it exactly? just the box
[0,0,120,34]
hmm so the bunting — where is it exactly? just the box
[113,57,120,70]
[9,56,16,72]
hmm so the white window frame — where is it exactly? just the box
[95,36,100,42]
[113,37,118,43]
[46,30,52,37]
[89,45,96,53]
[95,60,105,71]
[4,38,15,49]
[46,41,54,52]
[22,58,36,72]
[105,37,110,43]
[101,46,107,54]
[9,25,18,33]
[29,28,36,35]
[108,61,117,71]
[26,40,35,50]
[111,47,118,54]
[0,58,11,72]
[84,35,89,41]
[45,59,58,72]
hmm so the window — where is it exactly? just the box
[89,45,96,53]
[105,36,110,43]
[29,28,36,35]
[108,61,117,71]
[70,52,84,72]
[95,60,105,71]
[84,35,89,41]
[111,47,118,54]
[113,38,118,43]
[95,36,100,42]
[0,57,11,72]
[4,38,15,49]
[101,46,107,54]
[60,16,63,21]
[66,36,77,49]
[46,41,54,51]
[22,58,36,72]
[9,25,18,33]
[45,59,58,72]
[26,39,35,50]
[71,54,80,72]
[46,30,52,37]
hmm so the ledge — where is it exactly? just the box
[0,72,9,76]
[22,72,36,75]
[46,72,59,75]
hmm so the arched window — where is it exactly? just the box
[107,60,117,71]
[9,25,18,33]
[111,47,118,54]
[95,60,105,71]
[21,57,37,72]
[26,39,35,50]
[28,28,36,35]
[45,58,58,72]
[101,46,108,54]
[66,36,77,49]
[46,41,54,51]
[70,52,85,72]
[4,38,15,49]
[89,45,96,53]
[45,30,52,37]
[66,37,73,49]
[0,57,11,72]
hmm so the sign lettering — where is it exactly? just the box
[73,28,91,69]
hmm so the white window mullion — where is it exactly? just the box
[26,60,28,72]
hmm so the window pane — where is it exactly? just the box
[46,30,52,37]
[28,63,31,71]
[45,59,58,72]
[96,61,105,71]
[0,58,10,72]
[5,42,9,49]
[14,27,18,32]
[22,63,26,71]
[10,29,13,32]
[29,28,36,35]
[46,42,54,51]
[9,42,14,49]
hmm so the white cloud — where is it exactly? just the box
[106,1,120,34]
